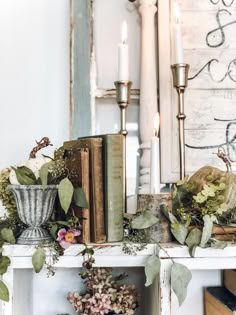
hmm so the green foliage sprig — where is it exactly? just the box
[0,143,89,302]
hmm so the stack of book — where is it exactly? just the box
[63,134,124,244]
[204,270,236,315]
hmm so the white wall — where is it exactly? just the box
[0,0,70,170]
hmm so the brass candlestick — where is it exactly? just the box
[114,80,132,212]
[171,63,189,180]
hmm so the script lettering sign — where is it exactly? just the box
[159,0,236,182]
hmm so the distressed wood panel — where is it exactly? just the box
[159,0,236,182]
[179,0,236,11]
[71,0,92,138]
[180,11,236,50]
[186,50,236,89]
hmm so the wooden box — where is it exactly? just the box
[204,287,236,315]
[224,270,236,296]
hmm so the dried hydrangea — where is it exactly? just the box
[0,168,17,217]
[67,264,138,315]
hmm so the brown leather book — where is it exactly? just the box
[63,147,90,243]
[64,138,106,243]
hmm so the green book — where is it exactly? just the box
[101,134,124,242]
[79,134,124,242]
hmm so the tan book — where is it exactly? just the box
[64,138,106,243]
[63,147,90,243]
[75,134,124,242]
[224,270,236,296]
[204,287,236,315]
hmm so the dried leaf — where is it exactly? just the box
[0,256,11,275]
[171,263,192,306]
[131,210,158,229]
[58,178,73,213]
[200,215,213,248]
[32,248,46,273]
[171,222,188,245]
[1,228,16,244]
[74,187,88,208]
[145,255,160,287]
[185,228,202,257]
[0,280,9,302]
[12,166,37,185]
[39,161,53,188]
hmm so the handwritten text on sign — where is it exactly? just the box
[178,0,236,172]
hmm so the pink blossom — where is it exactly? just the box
[57,228,81,249]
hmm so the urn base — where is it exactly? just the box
[17,227,53,245]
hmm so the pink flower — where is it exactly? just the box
[57,228,81,249]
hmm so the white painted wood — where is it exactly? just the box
[157,243,236,315]
[2,243,236,315]
[159,0,236,182]
[138,0,158,193]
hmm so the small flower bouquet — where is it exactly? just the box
[162,165,236,251]
[67,258,139,315]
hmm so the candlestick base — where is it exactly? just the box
[114,80,132,136]
[171,63,190,180]
[171,63,189,88]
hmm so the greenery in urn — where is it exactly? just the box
[0,137,88,302]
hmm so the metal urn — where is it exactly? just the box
[8,185,58,245]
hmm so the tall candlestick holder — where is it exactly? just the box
[114,80,132,213]
[171,63,189,180]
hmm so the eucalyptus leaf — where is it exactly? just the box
[39,161,53,189]
[171,222,188,245]
[0,256,11,275]
[0,280,9,302]
[58,178,74,213]
[55,221,71,227]
[171,263,192,306]
[185,228,202,257]
[74,187,88,208]
[1,228,16,244]
[12,166,37,185]
[131,210,158,229]
[200,215,213,248]
[168,212,178,224]
[32,248,46,273]
[210,239,227,249]
[144,255,160,287]
[49,224,59,240]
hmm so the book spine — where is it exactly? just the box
[105,135,124,242]
[81,149,90,243]
[90,140,106,243]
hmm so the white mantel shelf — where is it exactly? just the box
[2,242,236,315]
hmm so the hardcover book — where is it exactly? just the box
[64,138,106,243]
[63,147,90,243]
[78,134,124,242]
[99,134,124,242]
